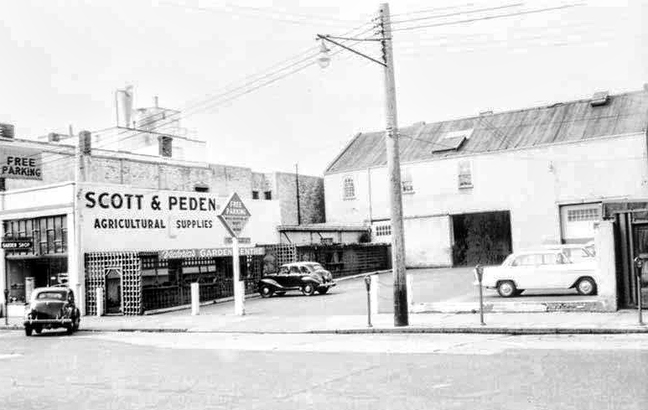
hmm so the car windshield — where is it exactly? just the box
[306,263,325,271]
[35,291,66,301]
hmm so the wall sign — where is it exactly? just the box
[159,247,265,259]
[1,239,33,251]
[0,147,42,180]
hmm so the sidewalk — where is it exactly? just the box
[3,309,648,335]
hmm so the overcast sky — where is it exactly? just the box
[1,0,645,176]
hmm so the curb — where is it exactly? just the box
[3,325,647,335]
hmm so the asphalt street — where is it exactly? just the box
[1,331,647,409]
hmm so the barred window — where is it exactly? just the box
[458,160,473,189]
[567,208,599,222]
[375,225,391,236]
[343,176,355,199]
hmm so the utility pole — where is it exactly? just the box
[295,163,301,225]
[379,3,408,326]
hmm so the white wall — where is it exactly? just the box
[325,133,648,266]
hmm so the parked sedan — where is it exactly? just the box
[24,287,81,336]
[258,262,336,297]
[479,250,598,297]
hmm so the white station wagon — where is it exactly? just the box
[480,249,598,297]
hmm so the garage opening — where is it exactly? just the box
[452,211,512,266]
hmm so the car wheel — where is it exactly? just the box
[275,291,286,296]
[259,285,274,298]
[317,287,329,295]
[25,327,33,337]
[301,283,316,296]
[34,326,42,334]
[66,325,74,335]
[72,318,80,331]
[497,280,517,298]
[576,278,597,296]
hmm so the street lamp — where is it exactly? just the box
[317,40,331,69]
[317,2,409,327]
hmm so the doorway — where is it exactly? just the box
[452,211,513,266]
[105,269,122,314]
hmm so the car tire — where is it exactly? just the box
[497,280,517,298]
[317,288,329,295]
[34,326,42,334]
[301,283,316,296]
[25,327,33,337]
[576,277,597,296]
[66,325,74,335]
[259,285,274,298]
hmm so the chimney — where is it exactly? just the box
[79,130,92,155]
[116,85,134,127]
[48,132,61,142]
[0,123,15,139]
[154,96,159,108]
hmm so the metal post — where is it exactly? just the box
[191,282,200,316]
[475,264,485,326]
[364,275,372,327]
[233,237,245,316]
[379,3,408,327]
[638,273,643,325]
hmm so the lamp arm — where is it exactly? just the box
[317,34,387,67]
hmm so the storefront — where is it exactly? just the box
[79,183,280,315]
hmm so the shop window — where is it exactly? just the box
[264,191,272,200]
[567,208,599,222]
[343,176,355,200]
[252,191,259,200]
[3,215,67,256]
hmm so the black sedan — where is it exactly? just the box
[24,287,81,336]
[258,262,336,297]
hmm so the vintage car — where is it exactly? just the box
[24,287,81,336]
[479,249,598,297]
[258,262,336,297]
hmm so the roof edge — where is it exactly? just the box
[324,132,363,175]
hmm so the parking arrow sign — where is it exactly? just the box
[217,193,251,238]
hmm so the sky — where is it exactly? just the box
[0,0,646,176]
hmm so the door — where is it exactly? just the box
[633,223,648,306]
[105,269,122,314]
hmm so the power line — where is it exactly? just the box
[390,2,525,25]
[390,3,477,18]
[392,3,585,32]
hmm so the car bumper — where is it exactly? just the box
[320,282,336,288]
[24,318,72,326]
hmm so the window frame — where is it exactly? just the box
[343,176,356,200]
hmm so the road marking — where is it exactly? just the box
[0,354,22,360]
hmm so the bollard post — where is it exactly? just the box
[364,275,372,328]
[370,275,379,316]
[96,287,104,317]
[191,282,200,316]
[474,265,485,326]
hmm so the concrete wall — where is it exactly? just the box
[325,133,648,267]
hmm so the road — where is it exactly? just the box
[1,330,647,409]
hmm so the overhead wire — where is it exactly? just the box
[389,2,525,25]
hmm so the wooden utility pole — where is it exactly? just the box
[379,3,409,327]
[295,163,301,225]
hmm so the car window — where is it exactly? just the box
[36,291,66,300]
[299,266,310,274]
[289,266,300,274]
[541,253,563,265]
[278,267,289,275]
[513,254,542,266]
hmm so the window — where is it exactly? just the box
[159,136,172,157]
[375,225,392,236]
[264,191,272,200]
[401,168,414,194]
[567,208,599,222]
[252,191,259,200]
[458,160,472,189]
[343,176,355,200]
[512,254,542,266]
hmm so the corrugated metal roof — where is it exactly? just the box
[325,90,648,175]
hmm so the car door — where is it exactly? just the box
[288,266,302,287]
[540,252,570,289]
[273,266,290,288]
[509,254,538,289]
